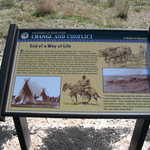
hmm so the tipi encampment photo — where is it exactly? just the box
[12,76,61,108]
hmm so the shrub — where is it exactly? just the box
[1,0,16,8]
[134,7,141,13]
[107,0,115,7]
[82,0,100,5]
[134,0,147,6]
[0,32,3,39]
[115,0,129,20]
[35,0,56,17]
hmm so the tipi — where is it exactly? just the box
[19,79,42,104]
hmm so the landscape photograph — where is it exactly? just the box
[12,76,61,108]
[103,68,150,93]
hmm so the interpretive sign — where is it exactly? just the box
[1,25,150,117]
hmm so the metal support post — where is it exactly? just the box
[129,119,150,150]
[13,117,31,150]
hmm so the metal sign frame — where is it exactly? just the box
[0,24,18,120]
[1,24,150,118]
[0,24,150,150]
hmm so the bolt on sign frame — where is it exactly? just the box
[0,24,150,150]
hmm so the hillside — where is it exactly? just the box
[0,0,150,38]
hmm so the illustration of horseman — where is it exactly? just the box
[63,76,101,104]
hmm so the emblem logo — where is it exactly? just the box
[21,32,29,39]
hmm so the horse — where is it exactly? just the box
[83,88,101,103]
[62,83,82,104]
[62,83,101,104]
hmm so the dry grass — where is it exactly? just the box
[63,8,75,17]
[0,0,150,37]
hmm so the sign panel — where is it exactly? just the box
[2,26,150,117]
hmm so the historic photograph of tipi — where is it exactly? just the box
[12,76,61,108]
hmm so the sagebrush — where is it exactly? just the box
[108,0,115,7]
[35,0,56,17]
[115,0,129,19]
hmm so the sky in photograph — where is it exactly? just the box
[103,68,150,76]
[13,76,61,97]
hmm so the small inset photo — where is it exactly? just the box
[12,76,61,108]
[103,68,150,93]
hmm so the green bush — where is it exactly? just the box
[1,0,16,8]
[108,0,115,7]
[0,32,3,39]
[134,0,147,6]
[134,7,141,12]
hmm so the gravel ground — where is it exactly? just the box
[0,118,150,150]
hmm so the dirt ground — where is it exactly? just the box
[0,117,150,150]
